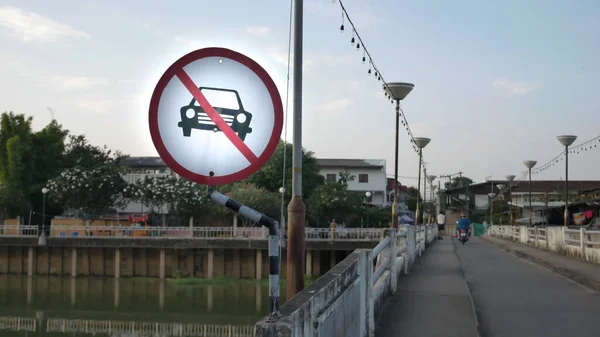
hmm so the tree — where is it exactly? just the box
[445,176,474,190]
[45,165,128,223]
[64,134,126,169]
[405,186,422,212]
[220,183,280,226]
[337,170,355,188]
[307,181,362,226]
[247,141,325,200]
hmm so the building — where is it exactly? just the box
[443,180,600,224]
[120,157,171,214]
[316,159,388,206]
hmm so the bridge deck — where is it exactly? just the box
[375,238,478,337]
[377,237,600,337]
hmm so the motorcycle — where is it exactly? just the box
[458,228,469,244]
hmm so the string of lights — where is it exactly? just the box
[334,0,421,154]
[515,134,600,181]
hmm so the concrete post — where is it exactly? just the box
[114,248,121,279]
[233,214,238,237]
[207,249,214,279]
[305,250,312,277]
[159,249,165,280]
[27,247,34,277]
[71,247,77,278]
[580,227,586,260]
[389,229,398,295]
[255,250,262,280]
[366,251,375,337]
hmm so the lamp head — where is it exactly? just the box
[413,137,431,149]
[41,187,49,194]
[505,175,516,182]
[523,160,537,169]
[365,191,372,198]
[557,135,577,147]
[488,192,496,198]
[385,82,414,101]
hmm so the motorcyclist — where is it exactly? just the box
[456,212,471,237]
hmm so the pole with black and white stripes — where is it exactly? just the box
[208,186,280,316]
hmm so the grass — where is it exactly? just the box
[169,274,317,287]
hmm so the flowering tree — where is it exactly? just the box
[45,165,128,222]
[124,175,208,219]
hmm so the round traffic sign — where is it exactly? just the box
[149,47,283,185]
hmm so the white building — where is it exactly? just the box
[316,159,387,206]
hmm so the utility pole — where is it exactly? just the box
[287,0,306,299]
[544,189,549,226]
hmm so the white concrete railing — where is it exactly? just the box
[487,225,600,264]
[0,225,385,241]
[254,224,438,337]
[0,316,254,337]
[0,225,39,237]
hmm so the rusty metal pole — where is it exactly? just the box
[287,0,306,299]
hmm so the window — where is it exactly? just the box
[326,173,336,182]
[358,174,369,183]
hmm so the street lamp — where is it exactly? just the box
[523,160,537,227]
[279,187,286,244]
[557,135,577,227]
[40,187,49,245]
[488,192,496,225]
[385,82,414,229]
[427,175,437,223]
[364,191,372,227]
[505,175,516,225]
[413,137,431,225]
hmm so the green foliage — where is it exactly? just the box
[405,186,422,212]
[247,141,324,199]
[337,170,355,188]
[308,181,362,225]
[444,176,474,190]
[221,183,280,223]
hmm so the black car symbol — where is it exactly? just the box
[178,87,253,140]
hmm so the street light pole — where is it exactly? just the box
[505,175,516,225]
[413,138,431,225]
[287,0,306,298]
[488,192,496,225]
[523,161,537,227]
[39,187,49,245]
[427,175,436,224]
[385,83,414,229]
[557,135,577,227]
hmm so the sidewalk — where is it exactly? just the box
[482,235,600,292]
[375,239,479,337]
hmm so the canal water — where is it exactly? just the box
[0,275,281,336]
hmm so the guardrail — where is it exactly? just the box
[254,224,438,337]
[0,225,39,237]
[1,225,385,241]
[487,225,600,264]
[0,316,254,337]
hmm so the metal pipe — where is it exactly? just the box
[287,0,306,299]
[416,150,423,225]
[209,189,280,315]
[392,100,400,229]
[423,169,427,223]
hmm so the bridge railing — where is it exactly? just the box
[487,225,600,264]
[0,225,385,241]
[254,224,438,337]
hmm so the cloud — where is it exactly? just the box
[246,25,270,37]
[9,62,109,91]
[173,36,217,51]
[492,77,538,95]
[0,6,89,42]
[312,98,352,113]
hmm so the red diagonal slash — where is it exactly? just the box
[175,69,258,163]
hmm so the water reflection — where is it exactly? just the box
[0,275,278,336]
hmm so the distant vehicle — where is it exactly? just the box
[178,87,253,140]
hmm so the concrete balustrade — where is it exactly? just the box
[487,225,600,264]
[254,225,438,337]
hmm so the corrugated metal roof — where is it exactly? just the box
[122,156,165,168]
[317,158,384,169]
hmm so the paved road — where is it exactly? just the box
[375,239,478,337]
[456,238,600,337]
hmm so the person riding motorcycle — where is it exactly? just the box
[456,213,471,237]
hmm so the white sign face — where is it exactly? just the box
[149,48,283,185]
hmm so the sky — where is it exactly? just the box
[1,0,599,188]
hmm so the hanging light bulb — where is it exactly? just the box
[367,68,372,75]
[351,34,355,44]
[356,43,360,50]
[362,53,366,63]
[340,23,345,32]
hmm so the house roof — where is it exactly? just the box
[122,156,166,168]
[317,159,384,169]
[445,180,600,195]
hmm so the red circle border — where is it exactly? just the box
[148,47,284,186]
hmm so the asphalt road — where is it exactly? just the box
[455,238,600,337]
